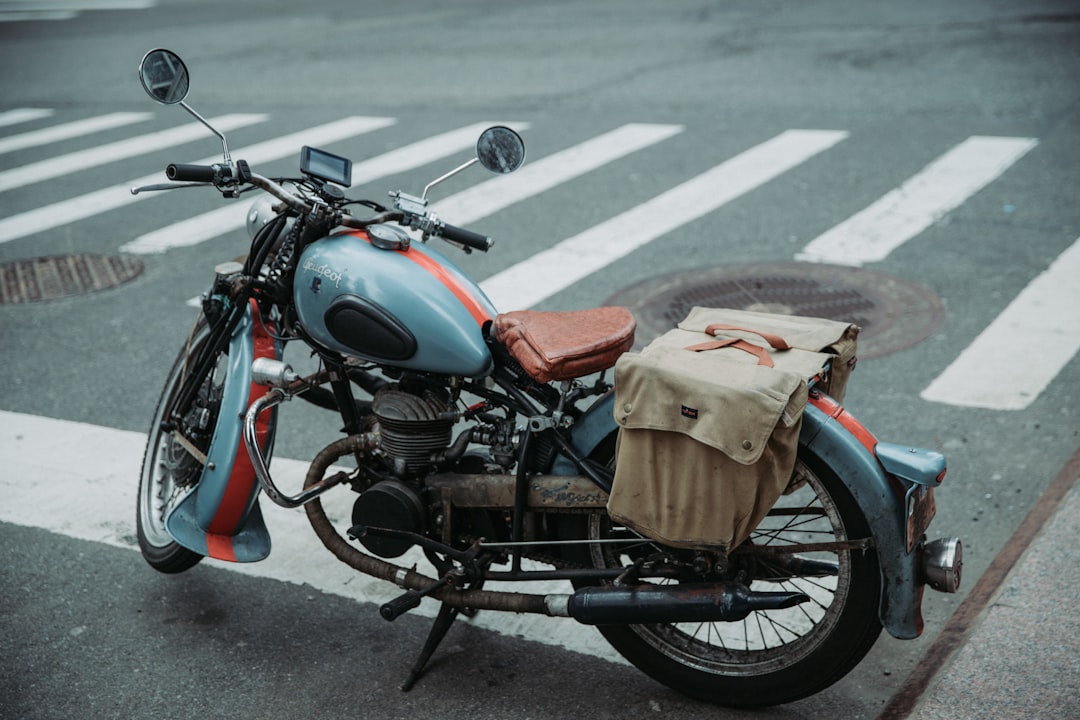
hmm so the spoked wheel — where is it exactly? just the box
[136,321,222,573]
[572,439,882,708]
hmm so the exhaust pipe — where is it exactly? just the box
[551,583,809,626]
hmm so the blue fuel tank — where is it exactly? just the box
[293,227,497,377]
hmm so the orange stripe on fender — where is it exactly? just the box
[808,390,878,454]
[205,532,237,562]
[207,300,276,537]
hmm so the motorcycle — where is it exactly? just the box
[132,48,962,708]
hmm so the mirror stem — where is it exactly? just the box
[180,100,232,165]
[421,157,478,201]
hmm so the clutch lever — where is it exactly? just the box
[130,181,213,195]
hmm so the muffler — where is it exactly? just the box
[550,583,810,625]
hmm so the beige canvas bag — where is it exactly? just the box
[676,307,859,401]
[607,308,858,552]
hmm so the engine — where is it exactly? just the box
[372,386,454,477]
[349,382,537,559]
[351,384,455,558]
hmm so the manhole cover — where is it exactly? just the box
[605,263,944,359]
[0,254,144,304]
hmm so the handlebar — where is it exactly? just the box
[166,163,228,183]
[144,161,492,252]
[439,222,493,252]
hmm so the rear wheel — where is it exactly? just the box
[572,438,882,707]
[136,321,222,573]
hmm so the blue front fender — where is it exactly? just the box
[166,302,280,562]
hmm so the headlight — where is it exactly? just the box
[246,195,295,241]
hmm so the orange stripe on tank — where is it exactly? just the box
[350,231,492,326]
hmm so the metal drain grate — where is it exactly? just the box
[605,263,945,359]
[0,254,144,304]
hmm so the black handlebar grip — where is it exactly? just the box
[440,222,493,252]
[166,163,219,182]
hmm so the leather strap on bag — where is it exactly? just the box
[684,324,791,368]
[704,323,791,351]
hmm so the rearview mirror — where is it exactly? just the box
[476,126,526,175]
[138,48,190,105]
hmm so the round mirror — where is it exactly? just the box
[138,48,190,105]
[476,126,525,175]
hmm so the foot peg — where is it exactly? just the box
[380,575,452,621]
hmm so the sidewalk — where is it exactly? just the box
[897,460,1080,720]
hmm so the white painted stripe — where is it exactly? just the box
[797,136,1038,266]
[0,114,267,193]
[0,409,621,662]
[921,236,1080,410]
[433,123,683,225]
[0,11,77,21]
[0,0,154,10]
[0,111,153,155]
[122,121,528,254]
[0,108,54,127]
[481,129,849,311]
[0,116,394,246]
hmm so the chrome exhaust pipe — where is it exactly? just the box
[921,536,963,593]
[557,582,809,625]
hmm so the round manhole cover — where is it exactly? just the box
[0,254,144,304]
[605,263,944,359]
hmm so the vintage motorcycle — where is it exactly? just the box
[133,49,962,707]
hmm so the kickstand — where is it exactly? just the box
[401,601,459,692]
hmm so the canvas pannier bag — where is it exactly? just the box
[607,307,859,552]
[676,307,859,402]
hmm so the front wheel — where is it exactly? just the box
[572,439,882,708]
[135,320,223,573]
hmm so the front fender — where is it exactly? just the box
[165,301,280,562]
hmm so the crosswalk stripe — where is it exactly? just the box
[920,236,1080,410]
[0,116,393,247]
[481,129,849,311]
[0,409,620,662]
[796,136,1038,266]
[433,123,684,226]
[121,121,528,254]
[0,113,267,193]
[0,1,155,22]
[0,108,53,127]
[0,111,154,156]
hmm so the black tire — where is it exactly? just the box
[572,437,882,708]
[135,321,222,574]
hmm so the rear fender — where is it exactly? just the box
[551,389,616,475]
[557,389,935,639]
[801,392,937,639]
[166,300,280,562]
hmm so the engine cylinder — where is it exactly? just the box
[373,387,453,476]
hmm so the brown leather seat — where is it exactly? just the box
[493,307,637,383]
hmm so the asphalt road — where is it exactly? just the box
[1,1,1078,718]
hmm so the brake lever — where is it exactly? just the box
[130,182,213,196]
